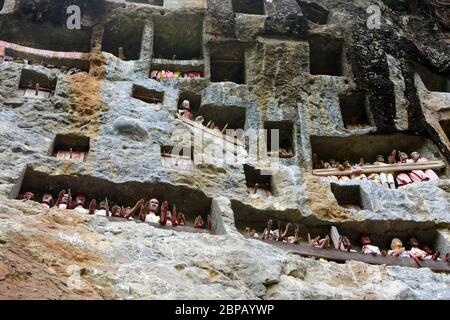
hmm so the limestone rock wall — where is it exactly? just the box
[0,0,449,299]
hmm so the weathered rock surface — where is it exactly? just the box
[0,0,449,299]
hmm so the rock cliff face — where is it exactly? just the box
[0,0,450,299]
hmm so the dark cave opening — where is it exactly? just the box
[309,35,344,76]
[199,105,246,131]
[0,18,92,53]
[311,133,443,165]
[51,134,90,162]
[264,121,295,158]
[297,1,329,25]
[17,69,57,99]
[339,91,371,129]
[244,164,273,196]
[330,183,364,210]
[231,0,265,15]
[231,200,442,252]
[440,119,450,141]
[0,0,4,11]
[14,167,212,225]
[210,44,245,84]
[178,91,201,114]
[132,84,164,104]
[153,14,203,60]
[102,19,144,61]
[415,63,450,93]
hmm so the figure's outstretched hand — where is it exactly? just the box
[172,204,178,227]
[143,201,150,215]
[105,198,110,217]
[57,189,66,201]
[89,199,97,215]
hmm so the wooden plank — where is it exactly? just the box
[176,113,244,147]
[257,239,450,272]
[313,161,446,177]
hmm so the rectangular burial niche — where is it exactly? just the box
[0,0,4,11]
[309,36,344,76]
[415,63,450,93]
[17,69,57,99]
[102,19,144,61]
[14,167,212,227]
[178,92,201,115]
[161,145,194,171]
[231,200,445,254]
[330,183,364,210]
[0,18,92,53]
[51,134,90,162]
[297,1,329,25]
[339,91,371,129]
[126,0,164,5]
[264,121,295,158]
[244,164,273,197]
[153,14,203,60]
[210,44,245,84]
[132,84,164,104]
[198,104,246,131]
[232,0,265,15]
[311,133,445,171]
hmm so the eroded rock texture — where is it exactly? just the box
[0,0,449,299]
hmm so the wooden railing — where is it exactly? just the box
[313,161,446,177]
[256,239,450,272]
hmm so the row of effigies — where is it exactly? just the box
[246,220,449,264]
[150,70,203,80]
[313,150,440,189]
[17,190,213,231]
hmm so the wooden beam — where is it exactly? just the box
[256,239,450,272]
[176,113,244,147]
[313,161,446,177]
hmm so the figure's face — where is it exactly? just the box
[391,239,403,250]
[422,245,433,255]
[412,153,420,161]
[61,194,69,204]
[42,194,53,204]
[76,194,86,205]
[409,237,419,247]
[23,192,34,200]
[183,100,190,109]
[361,236,371,245]
[376,155,384,162]
[99,201,106,209]
[149,198,159,212]
[111,206,121,216]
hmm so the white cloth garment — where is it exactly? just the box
[95,209,107,217]
[145,213,160,224]
[74,206,89,214]
[362,245,381,255]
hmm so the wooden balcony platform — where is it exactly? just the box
[256,238,450,272]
